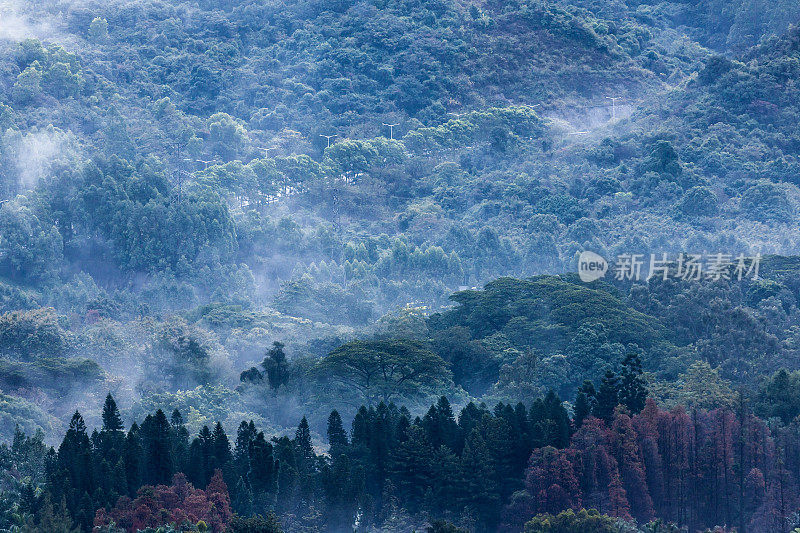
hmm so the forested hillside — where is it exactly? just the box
[2,0,800,531]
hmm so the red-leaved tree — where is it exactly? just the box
[95,469,232,532]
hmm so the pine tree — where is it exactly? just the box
[35,493,79,533]
[189,425,215,487]
[101,394,124,433]
[322,452,361,529]
[619,353,648,414]
[458,429,500,529]
[544,390,571,448]
[595,370,620,422]
[140,409,173,485]
[234,420,257,483]
[97,395,125,488]
[75,491,95,532]
[574,380,597,428]
[123,422,141,497]
[421,396,461,452]
[233,476,254,516]
[212,422,233,474]
[171,409,190,474]
[327,410,349,451]
[389,424,433,513]
[249,432,278,496]
[295,416,313,459]
[56,412,95,515]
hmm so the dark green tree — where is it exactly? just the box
[595,370,620,422]
[140,409,173,485]
[326,410,349,451]
[227,513,283,533]
[262,341,289,390]
[295,417,313,459]
[619,353,648,414]
[101,394,123,433]
[574,380,597,428]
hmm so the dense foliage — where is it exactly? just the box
[2,0,800,530]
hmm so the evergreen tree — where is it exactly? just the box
[170,409,190,474]
[595,370,620,422]
[233,476,254,516]
[262,341,290,390]
[458,429,500,529]
[123,422,141,497]
[34,494,79,533]
[212,422,233,473]
[295,416,313,459]
[249,432,278,496]
[326,410,349,451]
[101,394,123,433]
[140,409,173,485]
[543,390,571,448]
[234,420,257,483]
[189,425,215,487]
[55,412,95,516]
[227,513,283,533]
[574,380,597,428]
[421,396,462,452]
[619,353,648,414]
[74,491,95,532]
[390,424,433,513]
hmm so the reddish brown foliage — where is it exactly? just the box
[94,470,232,532]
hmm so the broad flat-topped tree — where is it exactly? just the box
[318,338,451,405]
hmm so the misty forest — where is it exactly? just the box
[3,0,800,531]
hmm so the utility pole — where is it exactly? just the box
[197,159,215,170]
[606,96,622,120]
[320,134,337,148]
[382,123,400,140]
[257,145,277,158]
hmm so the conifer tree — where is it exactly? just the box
[212,422,233,475]
[189,425,215,487]
[234,420,257,482]
[619,353,648,414]
[249,432,278,496]
[390,424,433,513]
[458,429,500,529]
[170,409,190,474]
[295,416,313,459]
[141,409,174,485]
[422,396,461,452]
[56,412,95,515]
[327,410,349,451]
[101,394,124,433]
[123,422,141,497]
[574,380,597,428]
[595,370,620,422]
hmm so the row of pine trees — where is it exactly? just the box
[16,354,800,532]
